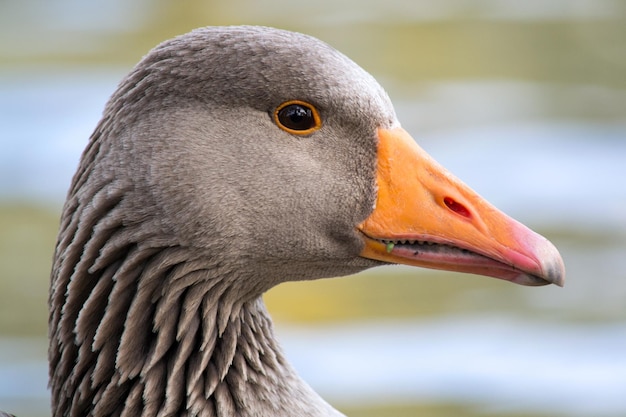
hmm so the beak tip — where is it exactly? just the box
[547,260,566,288]
[538,238,566,287]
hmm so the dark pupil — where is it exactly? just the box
[278,105,314,130]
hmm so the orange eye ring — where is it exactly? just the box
[273,100,322,135]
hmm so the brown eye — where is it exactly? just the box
[274,100,321,135]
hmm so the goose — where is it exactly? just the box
[45,26,564,417]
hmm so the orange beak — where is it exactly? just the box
[358,127,565,287]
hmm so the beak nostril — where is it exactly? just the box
[444,197,471,218]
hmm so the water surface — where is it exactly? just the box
[1,1,625,416]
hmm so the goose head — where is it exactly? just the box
[49,26,564,417]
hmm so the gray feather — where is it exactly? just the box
[48,26,398,417]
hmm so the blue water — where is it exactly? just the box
[2,71,625,227]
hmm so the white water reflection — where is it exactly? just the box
[279,316,626,416]
[2,316,625,416]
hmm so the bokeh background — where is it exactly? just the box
[1,1,626,416]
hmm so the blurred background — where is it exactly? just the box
[1,0,625,416]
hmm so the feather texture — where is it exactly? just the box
[48,25,393,416]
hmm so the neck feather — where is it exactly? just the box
[49,179,343,417]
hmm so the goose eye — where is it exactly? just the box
[274,100,321,135]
